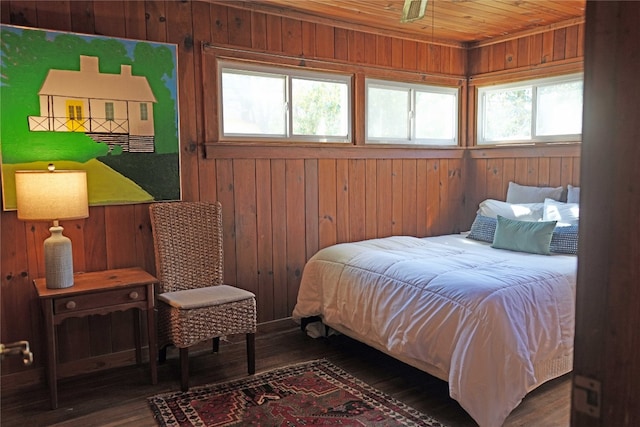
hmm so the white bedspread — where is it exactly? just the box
[292,234,576,427]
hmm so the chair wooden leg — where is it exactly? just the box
[159,346,167,363]
[180,347,189,392]
[212,337,220,353]
[246,333,255,375]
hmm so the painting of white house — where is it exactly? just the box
[0,24,180,209]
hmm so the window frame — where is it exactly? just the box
[476,73,583,145]
[365,78,459,146]
[218,59,353,144]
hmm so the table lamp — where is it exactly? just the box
[15,165,89,289]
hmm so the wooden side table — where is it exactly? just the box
[33,267,158,409]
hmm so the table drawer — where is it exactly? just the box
[54,286,147,314]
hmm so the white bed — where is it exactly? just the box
[292,233,576,427]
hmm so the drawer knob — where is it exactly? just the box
[65,301,76,310]
[129,291,139,300]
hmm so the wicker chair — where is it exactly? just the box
[149,201,256,391]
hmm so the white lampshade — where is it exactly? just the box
[15,167,89,289]
[15,169,89,222]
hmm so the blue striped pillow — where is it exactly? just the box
[467,215,497,243]
[550,225,579,255]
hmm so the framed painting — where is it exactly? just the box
[0,24,180,209]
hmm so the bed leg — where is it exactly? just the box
[300,316,323,333]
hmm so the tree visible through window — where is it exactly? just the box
[478,74,583,144]
[366,79,458,145]
[483,87,532,141]
[219,61,351,143]
[292,78,347,137]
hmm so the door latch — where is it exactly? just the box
[573,375,601,418]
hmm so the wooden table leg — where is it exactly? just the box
[43,300,58,409]
[133,310,142,365]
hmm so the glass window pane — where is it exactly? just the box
[367,86,410,139]
[292,78,348,137]
[415,91,456,140]
[221,71,286,135]
[483,87,532,141]
[536,81,583,136]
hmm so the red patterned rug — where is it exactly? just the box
[148,359,447,426]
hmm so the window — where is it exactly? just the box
[366,79,458,145]
[477,74,583,144]
[140,103,148,121]
[219,61,351,142]
[105,102,114,121]
[68,105,82,120]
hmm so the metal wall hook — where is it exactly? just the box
[0,340,34,366]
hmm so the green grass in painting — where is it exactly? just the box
[98,152,180,201]
[2,159,154,210]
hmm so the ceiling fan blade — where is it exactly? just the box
[401,0,428,23]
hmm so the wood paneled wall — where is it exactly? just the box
[464,146,581,228]
[468,21,585,75]
[201,153,464,322]
[0,0,582,387]
[464,21,584,227]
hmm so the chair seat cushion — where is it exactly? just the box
[158,285,255,310]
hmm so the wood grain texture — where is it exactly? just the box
[469,22,583,75]
[572,2,640,426]
[232,0,584,46]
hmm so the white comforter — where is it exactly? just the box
[292,234,576,427]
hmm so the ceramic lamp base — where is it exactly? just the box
[44,225,74,289]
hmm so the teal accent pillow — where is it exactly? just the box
[491,215,558,255]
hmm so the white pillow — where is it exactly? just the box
[567,185,580,204]
[543,198,579,226]
[506,181,563,203]
[477,199,544,221]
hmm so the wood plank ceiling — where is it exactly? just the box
[221,0,586,47]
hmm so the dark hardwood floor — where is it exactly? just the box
[1,319,570,426]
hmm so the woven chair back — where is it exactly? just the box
[149,201,224,293]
